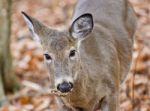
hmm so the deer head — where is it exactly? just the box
[22,12,93,93]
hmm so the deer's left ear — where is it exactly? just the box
[69,13,94,41]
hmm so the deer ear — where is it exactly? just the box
[21,11,48,43]
[70,13,94,41]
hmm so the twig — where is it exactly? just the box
[22,80,53,95]
[22,80,70,96]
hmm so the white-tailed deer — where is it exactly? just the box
[22,0,137,110]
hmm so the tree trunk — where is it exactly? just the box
[0,52,5,105]
[0,0,19,103]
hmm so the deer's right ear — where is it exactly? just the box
[21,11,44,43]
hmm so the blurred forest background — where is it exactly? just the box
[0,0,150,111]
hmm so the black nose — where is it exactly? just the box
[57,82,73,93]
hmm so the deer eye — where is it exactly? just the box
[44,53,52,60]
[69,50,76,59]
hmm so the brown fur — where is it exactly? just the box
[22,0,137,111]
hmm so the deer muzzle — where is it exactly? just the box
[57,81,73,93]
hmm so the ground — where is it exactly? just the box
[0,0,150,111]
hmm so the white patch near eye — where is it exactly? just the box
[69,48,78,60]
[70,54,77,60]
[44,53,53,64]
[44,58,52,64]
[65,47,78,60]
[45,59,52,64]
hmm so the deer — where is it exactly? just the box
[21,0,137,110]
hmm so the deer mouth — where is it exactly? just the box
[50,88,73,97]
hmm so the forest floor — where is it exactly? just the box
[0,0,150,111]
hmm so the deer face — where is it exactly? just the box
[22,12,93,93]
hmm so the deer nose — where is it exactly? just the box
[57,82,73,93]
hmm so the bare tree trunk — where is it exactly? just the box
[0,53,5,105]
[0,0,19,104]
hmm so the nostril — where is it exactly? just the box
[57,84,61,91]
[69,82,73,89]
[57,82,73,93]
